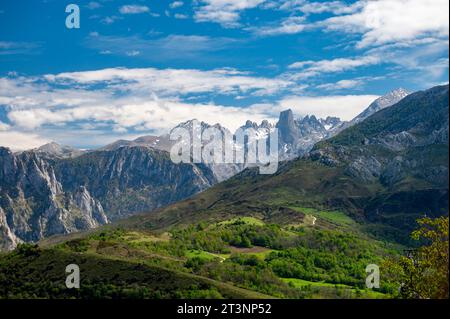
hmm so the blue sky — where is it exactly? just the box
[0,0,448,149]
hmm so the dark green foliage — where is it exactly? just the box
[0,219,389,299]
[0,248,265,299]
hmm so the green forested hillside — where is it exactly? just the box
[1,216,392,299]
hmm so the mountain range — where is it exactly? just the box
[0,84,447,300]
[0,87,434,251]
[124,84,448,245]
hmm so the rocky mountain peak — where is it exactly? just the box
[242,120,258,130]
[173,119,209,131]
[323,116,341,125]
[0,146,12,156]
[240,119,273,132]
[260,120,272,129]
[276,109,299,144]
[352,88,410,124]
[300,115,321,126]
[36,142,83,158]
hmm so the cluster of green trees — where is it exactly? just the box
[383,216,449,299]
[172,220,294,252]
[2,216,447,299]
[0,245,228,299]
[161,220,389,296]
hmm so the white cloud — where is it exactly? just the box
[174,13,189,19]
[0,68,293,134]
[0,121,10,131]
[255,16,307,36]
[44,67,292,97]
[286,55,381,80]
[0,131,50,151]
[364,38,449,85]
[255,0,448,45]
[316,79,365,90]
[194,0,266,27]
[100,16,122,24]
[0,93,380,150]
[170,1,184,9]
[276,94,379,120]
[125,50,141,56]
[321,0,449,48]
[86,2,102,10]
[119,5,150,14]
[6,99,270,134]
[252,1,360,36]
[0,68,384,148]
[297,1,363,15]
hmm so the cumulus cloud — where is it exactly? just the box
[254,16,307,36]
[254,0,448,49]
[174,13,189,19]
[119,5,150,14]
[170,1,184,9]
[0,131,50,151]
[316,79,365,90]
[0,67,293,135]
[286,55,381,80]
[194,0,266,27]
[0,121,10,131]
[321,0,449,48]
[297,1,363,15]
[44,67,292,97]
[5,98,271,134]
[100,16,122,25]
[125,50,141,56]
[0,66,380,148]
[86,1,102,10]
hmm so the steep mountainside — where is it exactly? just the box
[122,85,448,245]
[0,146,216,250]
[276,110,340,159]
[351,88,409,124]
[276,88,409,159]
[34,142,85,159]
[313,85,448,187]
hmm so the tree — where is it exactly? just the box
[383,216,449,299]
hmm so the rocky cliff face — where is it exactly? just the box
[276,110,343,159]
[311,85,449,190]
[275,89,411,160]
[0,145,216,250]
[0,147,108,250]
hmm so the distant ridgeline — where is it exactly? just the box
[0,85,447,250]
